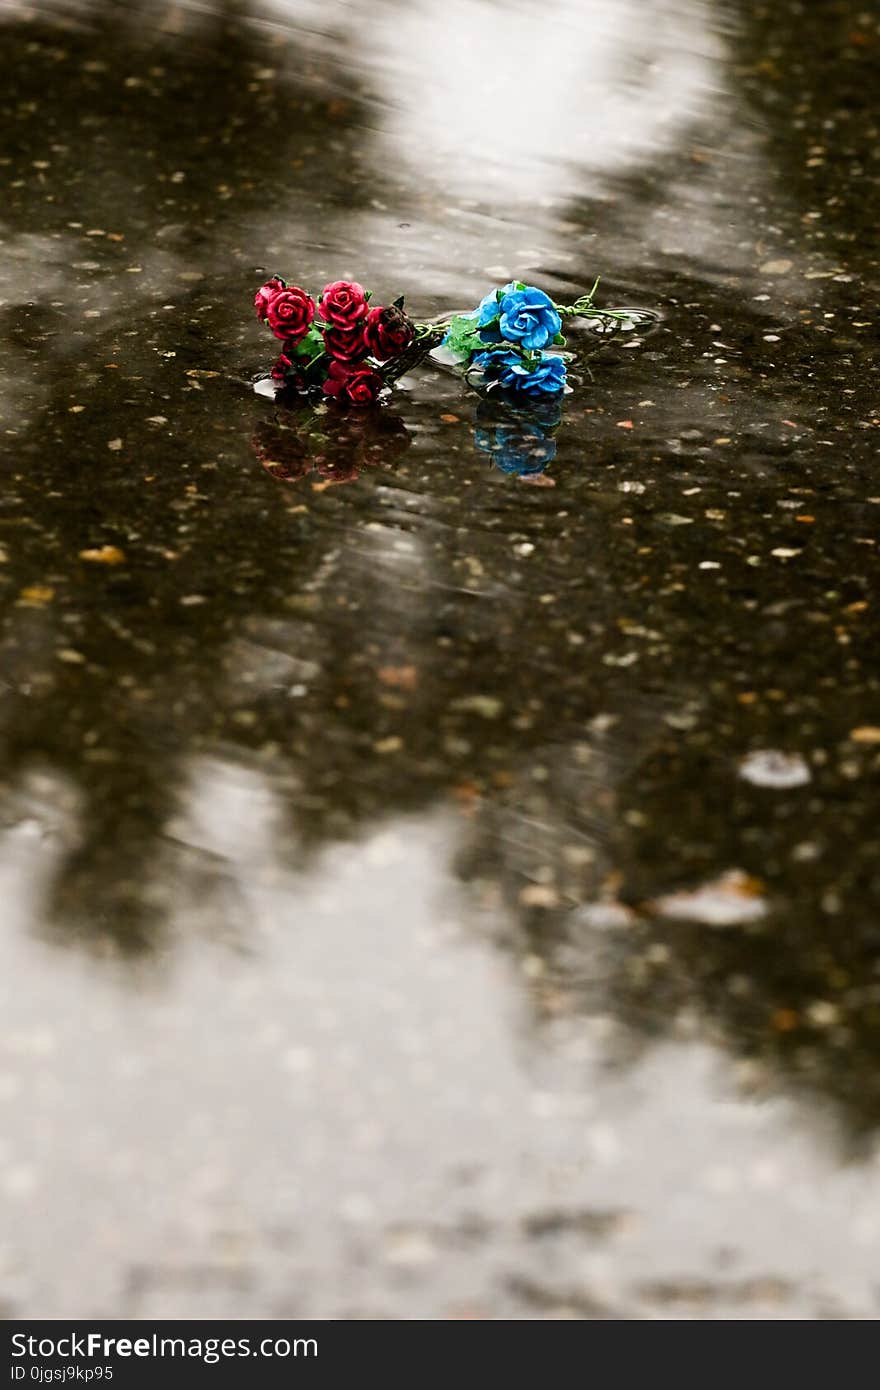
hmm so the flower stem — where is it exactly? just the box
[381,323,446,385]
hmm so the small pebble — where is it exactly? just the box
[739,750,811,789]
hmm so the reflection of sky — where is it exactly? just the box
[6,0,726,205]
[255,0,823,296]
[0,0,823,368]
[3,777,880,1318]
[255,0,732,292]
[350,0,725,204]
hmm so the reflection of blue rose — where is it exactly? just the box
[473,349,567,398]
[474,423,556,476]
[478,284,562,350]
[504,398,563,430]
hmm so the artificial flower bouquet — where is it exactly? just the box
[254,273,643,406]
[439,281,569,400]
[254,275,443,404]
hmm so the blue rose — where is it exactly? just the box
[497,286,562,350]
[473,350,567,399]
[476,284,561,349]
[476,281,517,331]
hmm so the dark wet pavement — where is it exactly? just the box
[1,0,880,1319]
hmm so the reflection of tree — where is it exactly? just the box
[0,0,382,947]
[1,0,880,1136]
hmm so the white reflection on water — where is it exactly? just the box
[349,0,725,205]
[0,0,856,1320]
[2,767,880,1318]
[0,0,829,346]
[255,0,827,299]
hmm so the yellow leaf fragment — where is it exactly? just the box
[79,545,126,565]
[19,584,55,605]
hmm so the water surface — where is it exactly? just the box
[1,0,880,1319]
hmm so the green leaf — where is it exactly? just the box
[442,313,485,361]
[290,325,325,365]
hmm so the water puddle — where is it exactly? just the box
[1,0,879,1319]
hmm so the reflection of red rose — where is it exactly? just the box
[254,276,285,321]
[322,324,366,362]
[252,424,311,483]
[357,412,412,468]
[363,304,415,360]
[322,360,383,406]
[253,405,411,488]
[261,456,312,484]
[316,458,361,484]
[318,280,368,329]
[266,285,316,343]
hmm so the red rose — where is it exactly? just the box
[254,275,285,322]
[363,304,415,360]
[318,280,369,329]
[322,359,383,406]
[266,285,316,343]
[270,350,294,382]
[322,323,366,362]
[268,350,308,392]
